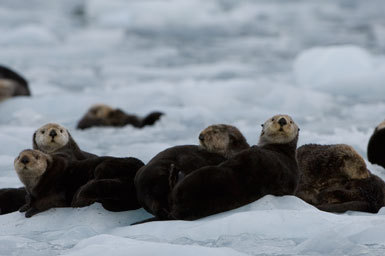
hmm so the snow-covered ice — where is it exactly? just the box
[1,0,385,255]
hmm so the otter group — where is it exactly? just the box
[1,114,385,222]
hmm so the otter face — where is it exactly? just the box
[87,104,114,119]
[14,149,52,189]
[259,114,299,146]
[34,123,70,153]
[199,124,248,157]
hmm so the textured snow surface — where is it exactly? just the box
[1,0,385,255]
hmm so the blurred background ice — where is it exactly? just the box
[1,0,385,255]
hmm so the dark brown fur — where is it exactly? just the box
[76,104,163,130]
[296,144,370,206]
[169,137,299,220]
[134,145,228,220]
[316,174,385,213]
[0,187,27,215]
[367,122,385,169]
[0,65,30,97]
[23,154,144,217]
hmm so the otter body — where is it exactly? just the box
[135,124,249,221]
[0,65,30,101]
[0,187,27,215]
[14,150,143,217]
[169,115,300,220]
[297,143,384,213]
[368,120,385,169]
[76,104,163,130]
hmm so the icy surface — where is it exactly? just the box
[1,0,385,255]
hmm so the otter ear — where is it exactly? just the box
[32,132,38,149]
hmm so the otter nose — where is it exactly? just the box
[21,156,29,165]
[199,133,204,141]
[278,118,287,126]
[49,130,57,138]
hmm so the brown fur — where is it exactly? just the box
[16,151,144,217]
[134,124,250,221]
[367,120,385,169]
[0,65,30,101]
[76,104,163,130]
[33,123,96,160]
[169,114,300,220]
[296,144,371,206]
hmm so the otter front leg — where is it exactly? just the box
[19,193,32,212]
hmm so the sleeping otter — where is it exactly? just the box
[14,149,144,217]
[134,124,249,221]
[76,104,163,130]
[297,143,384,213]
[169,114,300,220]
[0,65,30,101]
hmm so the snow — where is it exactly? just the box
[1,0,385,255]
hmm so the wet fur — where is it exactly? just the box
[76,104,163,130]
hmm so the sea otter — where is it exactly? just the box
[33,123,96,160]
[0,187,27,215]
[368,120,385,169]
[0,65,30,101]
[134,124,250,221]
[14,149,144,217]
[169,114,300,220]
[76,104,163,130]
[296,143,384,213]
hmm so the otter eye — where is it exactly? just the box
[261,124,264,127]
[271,118,274,121]
[290,121,293,124]
[41,131,45,134]
[35,155,39,160]
[60,129,63,133]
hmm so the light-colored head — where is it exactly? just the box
[14,149,52,190]
[199,124,249,157]
[336,144,370,180]
[86,104,114,119]
[0,79,17,101]
[33,123,70,153]
[258,114,299,146]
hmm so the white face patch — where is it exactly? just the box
[258,114,299,146]
[34,123,70,153]
[14,149,51,190]
[199,124,231,155]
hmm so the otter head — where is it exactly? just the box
[86,104,115,119]
[33,123,70,153]
[14,149,52,190]
[338,144,371,180]
[258,114,299,146]
[199,124,249,158]
[0,79,17,101]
